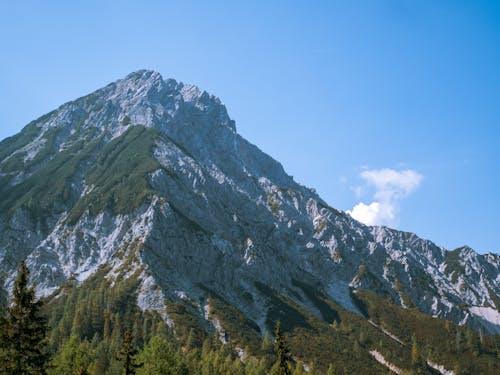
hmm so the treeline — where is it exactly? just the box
[1,261,499,374]
[353,290,500,374]
[0,262,320,374]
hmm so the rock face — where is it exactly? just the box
[0,70,499,334]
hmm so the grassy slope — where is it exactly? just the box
[0,125,162,228]
[68,125,161,224]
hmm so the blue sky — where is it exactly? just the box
[1,1,499,253]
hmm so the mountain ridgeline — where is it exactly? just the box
[0,70,499,374]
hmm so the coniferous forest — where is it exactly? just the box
[1,261,499,375]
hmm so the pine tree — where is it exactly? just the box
[270,321,292,375]
[116,330,142,375]
[50,335,94,375]
[184,328,197,352]
[138,336,187,375]
[455,330,462,352]
[103,310,111,339]
[411,337,426,374]
[0,274,7,315]
[0,260,49,374]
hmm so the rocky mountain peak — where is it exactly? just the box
[104,69,235,132]
[28,69,234,148]
[120,69,167,92]
[0,71,498,347]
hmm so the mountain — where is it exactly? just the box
[0,70,499,373]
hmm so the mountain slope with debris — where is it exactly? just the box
[0,70,499,372]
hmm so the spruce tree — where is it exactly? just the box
[410,337,426,374]
[270,321,292,375]
[116,330,142,375]
[139,336,188,375]
[0,260,49,374]
[0,274,7,316]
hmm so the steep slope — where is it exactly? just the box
[0,70,499,365]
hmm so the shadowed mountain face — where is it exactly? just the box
[0,70,499,342]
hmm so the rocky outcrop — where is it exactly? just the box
[0,70,498,334]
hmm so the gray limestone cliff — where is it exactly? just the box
[0,70,498,335]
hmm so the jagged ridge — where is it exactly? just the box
[0,70,498,345]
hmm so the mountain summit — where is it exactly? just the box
[1,70,499,373]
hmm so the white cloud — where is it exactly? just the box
[348,201,396,226]
[347,168,423,227]
[361,169,423,201]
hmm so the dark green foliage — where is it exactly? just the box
[165,302,206,348]
[116,331,142,375]
[2,256,496,374]
[0,122,42,162]
[42,264,170,375]
[68,126,161,224]
[410,337,427,374]
[444,248,466,283]
[201,288,261,353]
[0,151,26,174]
[270,322,292,375]
[286,316,400,374]
[50,335,94,375]
[0,261,49,374]
[24,128,60,167]
[138,336,187,375]
[355,290,500,374]
[44,264,157,345]
[0,125,161,230]
[0,134,103,220]
[256,283,401,373]
[0,276,7,316]
[27,266,500,374]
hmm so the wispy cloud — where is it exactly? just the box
[347,168,423,227]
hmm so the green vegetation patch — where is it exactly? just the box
[0,151,26,174]
[266,193,281,216]
[444,248,466,283]
[0,126,60,175]
[41,265,171,374]
[487,287,500,310]
[44,265,167,348]
[0,122,43,162]
[0,134,103,221]
[354,290,500,374]
[68,125,161,224]
[0,125,163,228]
[165,302,207,348]
[201,287,261,353]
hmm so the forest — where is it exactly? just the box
[1,261,499,374]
